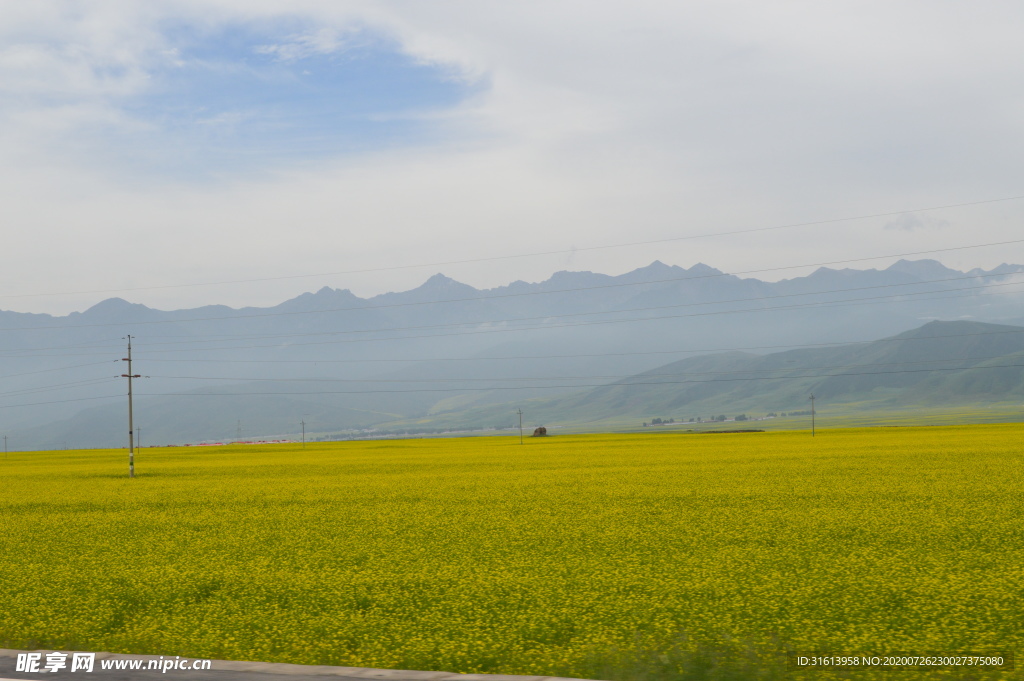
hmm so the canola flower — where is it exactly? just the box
[0,425,1021,680]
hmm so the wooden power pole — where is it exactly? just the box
[122,336,141,478]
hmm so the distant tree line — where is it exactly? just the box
[644,414,749,426]
[317,424,517,440]
[643,410,812,427]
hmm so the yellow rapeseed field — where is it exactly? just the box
[1,426,1021,680]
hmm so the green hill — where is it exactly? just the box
[371,320,1024,433]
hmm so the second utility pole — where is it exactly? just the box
[809,394,816,437]
[122,336,140,478]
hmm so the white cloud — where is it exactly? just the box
[254,27,365,62]
[884,213,951,232]
[2,1,1024,315]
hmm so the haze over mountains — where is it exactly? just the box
[413,319,1024,432]
[3,258,1024,449]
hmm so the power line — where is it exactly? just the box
[4,193,1024,300]
[1,278,1013,362]
[111,270,1022,347]
[4,357,1021,409]
[136,326,1024,366]
[140,353,1024,384]
[125,276,1024,350]
[0,275,986,357]
[126,281,1024,355]
[8,328,1022,395]
[10,328,1023,393]
[0,339,124,352]
[0,394,124,409]
[0,377,120,398]
[3,332,1023,412]
[3,237,1023,334]
[0,360,119,380]
[6,326,1021,405]
[137,360,1024,397]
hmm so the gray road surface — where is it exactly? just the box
[0,650,596,681]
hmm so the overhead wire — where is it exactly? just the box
[0,360,120,380]
[0,377,122,399]
[137,360,1024,398]
[2,237,1024,334]
[135,327,1024,365]
[0,394,124,410]
[0,277,1020,362]
[3,193,1023,301]
[142,353,1024,384]
[10,321,1022,407]
[1,269,991,356]
[124,276,1024,350]
[122,280,1024,354]
[1,202,1023,409]
[5,351,1021,409]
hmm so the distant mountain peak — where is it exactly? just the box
[894,318,1017,339]
[290,285,357,300]
[416,273,479,293]
[85,296,129,309]
[615,260,689,284]
[885,259,962,279]
[401,273,480,299]
[686,262,724,275]
[422,273,458,286]
[632,260,680,274]
[82,297,152,315]
[273,286,361,312]
[967,263,1024,277]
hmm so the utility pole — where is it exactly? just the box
[237,420,241,442]
[137,427,141,450]
[4,435,7,459]
[517,409,523,444]
[809,394,816,437]
[301,420,306,448]
[122,336,141,478]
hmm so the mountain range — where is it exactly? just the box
[2,258,1023,449]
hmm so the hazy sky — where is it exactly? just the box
[3,1,1024,315]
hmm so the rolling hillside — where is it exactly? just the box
[382,320,1024,432]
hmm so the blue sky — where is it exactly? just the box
[100,21,477,174]
[1,2,1023,314]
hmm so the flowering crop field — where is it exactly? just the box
[1,426,1022,680]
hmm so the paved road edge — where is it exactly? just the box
[0,649,601,681]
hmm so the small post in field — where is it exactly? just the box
[809,394,816,437]
[517,408,523,445]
